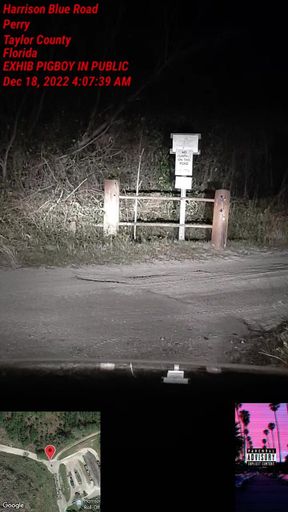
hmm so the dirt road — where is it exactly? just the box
[0,250,288,364]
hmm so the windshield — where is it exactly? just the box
[0,0,288,373]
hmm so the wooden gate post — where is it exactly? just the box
[211,189,230,249]
[103,179,120,235]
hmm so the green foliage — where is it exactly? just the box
[229,200,288,245]
[1,412,100,452]
[0,453,58,512]
[156,147,172,189]
[59,464,70,502]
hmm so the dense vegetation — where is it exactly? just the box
[0,453,58,512]
[0,412,100,453]
[1,109,287,267]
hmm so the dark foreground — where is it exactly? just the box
[235,474,288,512]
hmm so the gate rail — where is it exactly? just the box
[103,179,230,249]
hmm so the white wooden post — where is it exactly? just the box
[103,179,120,235]
[179,188,186,241]
[171,133,201,241]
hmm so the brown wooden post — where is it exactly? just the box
[211,189,230,249]
[104,179,120,235]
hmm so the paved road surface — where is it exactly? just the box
[0,250,288,364]
[235,474,288,512]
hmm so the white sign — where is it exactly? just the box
[175,150,193,176]
[175,176,192,190]
[171,133,200,154]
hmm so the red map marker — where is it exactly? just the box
[44,445,56,460]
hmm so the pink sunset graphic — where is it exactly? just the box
[235,403,288,462]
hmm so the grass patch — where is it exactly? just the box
[229,321,288,367]
[229,199,288,245]
[256,321,288,367]
[0,452,58,512]
[0,191,287,268]
[59,463,70,502]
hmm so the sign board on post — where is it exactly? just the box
[170,133,201,241]
[170,133,201,155]
[175,150,193,176]
[175,176,192,190]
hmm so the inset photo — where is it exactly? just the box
[0,411,101,512]
[235,403,288,511]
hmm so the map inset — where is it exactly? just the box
[0,412,101,512]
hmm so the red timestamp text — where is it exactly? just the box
[70,75,132,87]
[2,75,133,88]
[43,75,132,87]
[2,75,132,88]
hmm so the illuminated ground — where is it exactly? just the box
[0,250,287,365]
